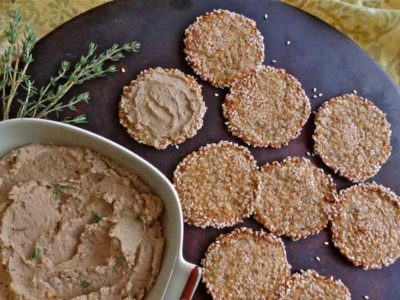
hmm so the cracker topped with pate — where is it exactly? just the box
[254,157,338,240]
[331,182,400,269]
[279,270,351,300]
[223,66,311,148]
[313,94,391,182]
[119,67,207,149]
[184,9,264,88]
[173,141,259,228]
[202,227,291,299]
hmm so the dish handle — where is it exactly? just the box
[163,258,202,300]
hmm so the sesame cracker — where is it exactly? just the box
[254,157,338,240]
[279,270,351,300]
[184,9,264,88]
[173,141,259,228]
[202,228,291,299]
[223,66,311,148]
[313,94,391,182]
[331,182,400,270]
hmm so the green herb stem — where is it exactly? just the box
[1,9,140,124]
[31,246,41,260]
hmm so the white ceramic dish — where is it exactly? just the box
[0,118,201,300]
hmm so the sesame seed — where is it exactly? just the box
[312,87,317,93]
[264,14,268,20]
[306,152,311,156]
[175,145,179,149]
[271,59,277,64]
[318,93,323,97]
[313,95,318,99]
[353,89,358,94]
[324,241,329,246]
[214,93,219,97]
[316,256,321,261]
[363,296,369,300]
[286,40,291,46]
[121,67,126,73]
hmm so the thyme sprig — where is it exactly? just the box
[1,8,140,124]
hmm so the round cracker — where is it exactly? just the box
[119,67,207,149]
[223,66,311,148]
[173,141,259,228]
[279,269,351,300]
[184,9,264,88]
[331,182,400,269]
[254,157,338,240]
[202,227,291,299]
[313,94,391,182]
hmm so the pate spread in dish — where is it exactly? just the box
[0,144,164,299]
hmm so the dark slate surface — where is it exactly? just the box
[27,0,400,299]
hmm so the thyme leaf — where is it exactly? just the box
[116,255,126,265]
[54,185,65,200]
[91,211,103,223]
[79,280,90,289]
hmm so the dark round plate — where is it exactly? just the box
[28,0,400,299]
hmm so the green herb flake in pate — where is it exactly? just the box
[80,280,91,289]
[54,185,66,200]
[116,255,126,264]
[31,247,41,261]
[91,211,103,223]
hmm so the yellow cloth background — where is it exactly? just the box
[282,0,400,85]
[0,0,107,53]
[0,0,399,85]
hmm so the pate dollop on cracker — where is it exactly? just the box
[119,67,207,149]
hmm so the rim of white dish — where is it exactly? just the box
[0,117,187,298]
